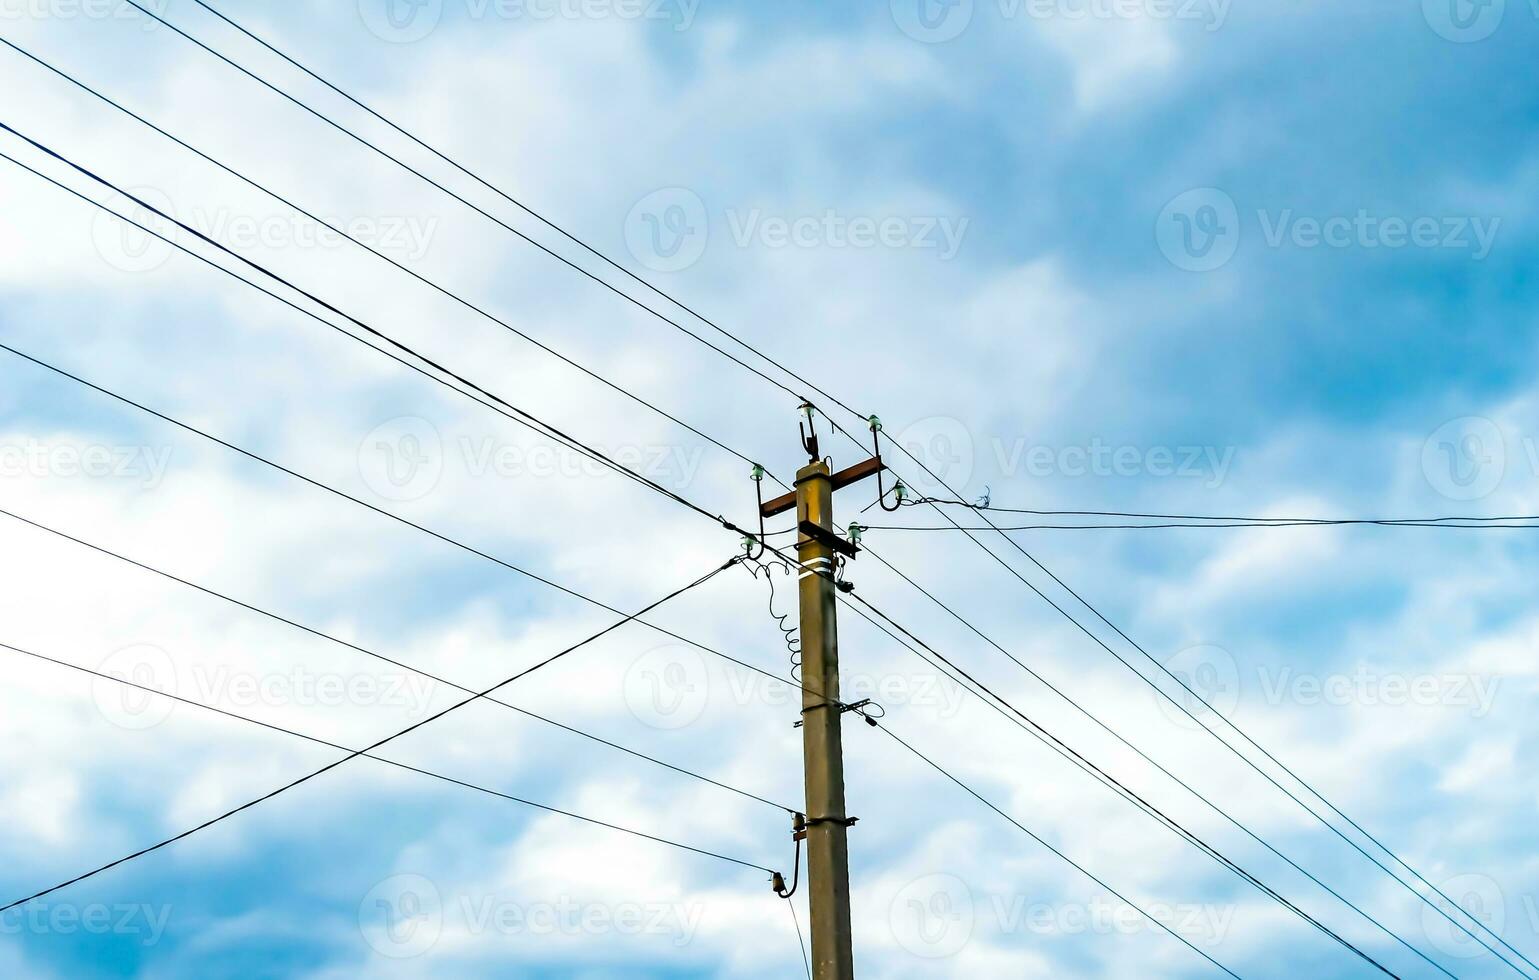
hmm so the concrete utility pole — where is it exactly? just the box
[795,458,856,979]
[760,417,885,980]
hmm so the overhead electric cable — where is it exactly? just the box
[0,555,748,911]
[871,719,1245,980]
[832,584,1444,977]
[862,520,1539,531]
[117,0,817,410]
[0,338,831,714]
[0,35,791,494]
[903,499,1539,524]
[0,638,775,878]
[21,8,1522,965]
[0,505,799,815]
[0,123,747,535]
[850,418,1538,978]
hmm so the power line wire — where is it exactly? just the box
[118,0,816,411]
[905,499,1539,524]
[0,554,748,912]
[862,520,1539,531]
[0,638,776,879]
[26,5,1522,964]
[180,0,865,423]
[0,35,792,495]
[870,719,1244,980]
[14,99,1500,980]
[0,505,799,816]
[823,581,1420,978]
[849,417,1539,978]
[0,122,744,536]
[788,899,812,980]
[0,338,830,714]
[833,574,1456,977]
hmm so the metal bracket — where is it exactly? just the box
[799,520,859,558]
[793,698,876,729]
[804,815,859,830]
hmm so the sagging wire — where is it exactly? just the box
[742,556,803,682]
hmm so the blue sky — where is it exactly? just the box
[1,0,1538,977]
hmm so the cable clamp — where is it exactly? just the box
[804,815,859,830]
[793,698,882,728]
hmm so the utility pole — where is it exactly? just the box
[761,414,885,980]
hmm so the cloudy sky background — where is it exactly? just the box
[1,0,1537,976]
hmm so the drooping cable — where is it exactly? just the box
[0,340,837,714]
[0,639,775,878]
[0,555,748,912]
[835,585,1445,978]
[0,505,799,816]
[837,412,1537,978]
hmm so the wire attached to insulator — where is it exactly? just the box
[772,813,806,899]
[742,463,769,560]
[867,415,908,513]
[798,402,821,462]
